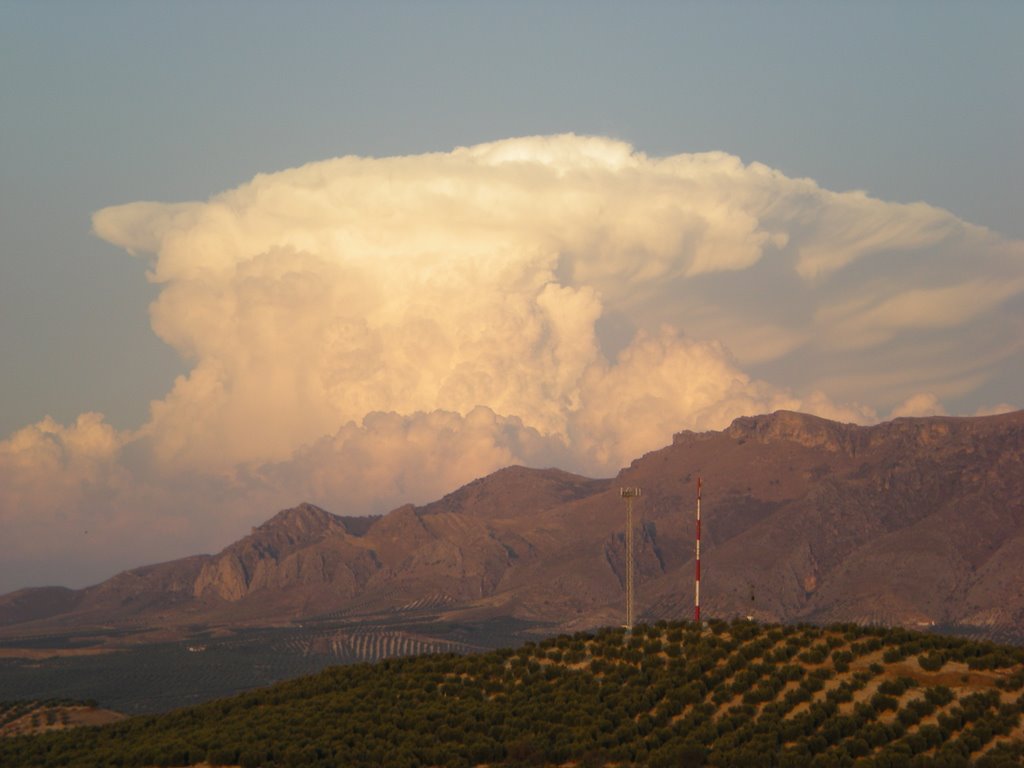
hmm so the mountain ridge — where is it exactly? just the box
[2,409,1023,643]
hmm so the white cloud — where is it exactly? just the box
[816,277,1024,351]
[973,403,1018,417]
[260,406,573,513]
[791,194,969,280]
[888,393,948,419]
[2,134,1021,591]
[0,413,125,523]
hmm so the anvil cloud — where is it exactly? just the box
[2,135,1021,592]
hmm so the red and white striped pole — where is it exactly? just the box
[695,476,702,624]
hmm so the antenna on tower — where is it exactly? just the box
[620,486,642,631]
[695,476,702,625]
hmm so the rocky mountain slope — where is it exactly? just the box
[2,410,1022,642]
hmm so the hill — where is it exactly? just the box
[1,620,1022,767]
[0,700,124,738]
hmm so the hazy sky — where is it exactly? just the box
[1,3,1022,593]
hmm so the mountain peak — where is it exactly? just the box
[232,502,348,559]
[257,503,340,536]
[190,504,352,603]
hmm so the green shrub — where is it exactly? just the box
[883,647,906,663]
[919,650,946,671]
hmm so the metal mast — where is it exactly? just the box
[695,476,702,624]
[620,487,642,630]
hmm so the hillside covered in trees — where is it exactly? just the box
[0,699,124,737]
[2,619,1023,767]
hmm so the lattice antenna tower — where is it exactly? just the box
[695,476,702,624]
[620,486,642,631]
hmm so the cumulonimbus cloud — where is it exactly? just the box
[2,134,1021,591]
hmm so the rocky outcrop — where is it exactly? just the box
[193,554,250,601]
[191,503,380,601]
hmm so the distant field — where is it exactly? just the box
[0,614,544,714]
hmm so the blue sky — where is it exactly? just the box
[1,2,1022,591]
[2,2,1021,434]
